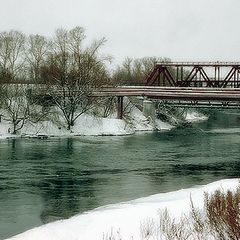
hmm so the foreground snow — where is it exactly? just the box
[7,179,239,240]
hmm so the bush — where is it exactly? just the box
[203,187,240,240]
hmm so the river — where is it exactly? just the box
[1,110,240,239]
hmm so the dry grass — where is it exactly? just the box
[158,209,191,240]
[186,185,240,240]
[204,187,240,240]
[102,228,123,240]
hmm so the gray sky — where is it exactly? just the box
[1,0,240,64]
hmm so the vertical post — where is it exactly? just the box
[117,96,123,119]
[176,66,179,85]
[214,66,217,84]
[233,71,235,88]
[237,69,240,87]
[163,67,166,86]
[218,66,220,83]
[181,66,183,86]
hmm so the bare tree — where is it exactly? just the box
[2,83,55,134]
[41,26,110,130]
[0,83,4,121]
[26,34,49,83]
[0,30,29,133]
[0,28,112,132]
[113,56,171,85]
[0,30,26,83]
[2,85,30,134]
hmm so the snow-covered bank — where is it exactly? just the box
[0,112,163,139]
[185,110,208,123]
[0,108,207,140]
[7,179,239,240]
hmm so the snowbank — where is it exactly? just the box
[0,106,209,139]
[72,115,134,136]
[0,106,175,139]
[0,114,135,139]
[185,110,208,123]
[7,179,239,240]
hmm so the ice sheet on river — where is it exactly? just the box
[7,179,239,240]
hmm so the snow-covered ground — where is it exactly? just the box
[0,107,207,140]
[185,110,208,123]
[6,178,239,240]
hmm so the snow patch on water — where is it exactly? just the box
[205,127,240,134]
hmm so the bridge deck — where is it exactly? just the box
[92,86,240,102]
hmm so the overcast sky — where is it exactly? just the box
[1,0,240,64]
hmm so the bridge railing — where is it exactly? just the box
[155,62,240,66]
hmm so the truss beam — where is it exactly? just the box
[146,62,240,88]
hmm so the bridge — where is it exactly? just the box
[146,62,240,88]
[93,62,240,118]
[32,62,240,119]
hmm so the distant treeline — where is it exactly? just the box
[0,26,173,86]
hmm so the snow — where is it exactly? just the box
[0,105,209,140]
[129,106,155,131]
[185,110,208,123]
[6,178,239,240]
[73,114,134,136]
[0,121,15,139]
[0,106,174,139]
[155,118,174,131]
[0,113,133,139]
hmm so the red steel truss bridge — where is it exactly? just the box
[34,62,240,119]
[93,62,240,117]
[146,62,240,88]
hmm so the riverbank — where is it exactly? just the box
[6,178,239,240]
[0,107,207,140]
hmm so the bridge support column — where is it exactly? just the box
[143,100,156,127]
[117,96,123,119]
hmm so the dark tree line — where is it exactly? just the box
[112,57,171,86]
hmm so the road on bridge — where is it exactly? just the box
[92,86,240,102]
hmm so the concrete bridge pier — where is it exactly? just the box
[117,96,123,119]
[143,99,156,127]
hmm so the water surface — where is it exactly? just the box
[1,110,240,239]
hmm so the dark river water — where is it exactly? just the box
[1,110,240,239]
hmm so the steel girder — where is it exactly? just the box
[146,62,240,88]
